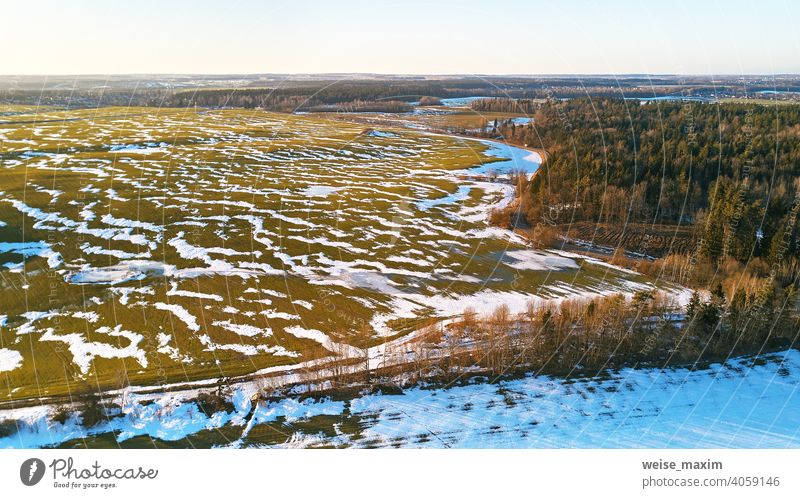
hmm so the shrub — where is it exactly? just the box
[531,223,559,248]
[489,207,512,228]
[196,390,235,417]
[51,404,72,425]
[417,96,442,106]
[79,396,106,428]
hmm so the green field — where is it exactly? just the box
[0,105,663,403]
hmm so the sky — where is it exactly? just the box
[2,0,799,75]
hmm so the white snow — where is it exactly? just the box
[155,302,200,332]
[167,282,224,302]
[72,311,100,323]
[0,241,62,268]
[15,311,58,335]
[503,249,580,271]
[79,242,150,260]
[39,325,148,374]
[67,260,166,285]
[0,348,23,372]
[302,186,339,197]
[212,320,271,338]
[156,333,184,362]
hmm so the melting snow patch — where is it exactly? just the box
[67,260,167,285]
[366,130,398,138]
[303,186,339,197]
[79,242,150,260]
[72,311,99,323]
[109,142,170,154]
[503,250,579,271]
[0,348,23,372]
[0,241,62,268]
[15,311,58,335]
[167,282,224,302]
[39,325,148,374]
[212,320,271,337]
[155,303,200,331]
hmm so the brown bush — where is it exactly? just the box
[417,96,442,106]
[610,247,628,267]
[531,223,559,248]
[489,206,512,228]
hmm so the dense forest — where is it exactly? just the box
[479,99,800,349]
[483,99,799,264]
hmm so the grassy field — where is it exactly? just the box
[1,105,664,403]
[317,105,532,135]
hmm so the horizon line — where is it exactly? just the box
[2,72,800,78]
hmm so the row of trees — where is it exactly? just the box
[303,100,412,113]
[164,84,440,109]
[470,97,542,115]
[427,286,793,381]
[285,284,798,395]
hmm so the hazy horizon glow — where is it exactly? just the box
[2,0,799,75]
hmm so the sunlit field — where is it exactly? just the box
[1,105,669,404]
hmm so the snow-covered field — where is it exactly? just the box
[329,351,800,449]
[2,350,797,448]
[298,350,800,448]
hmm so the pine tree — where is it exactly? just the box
[686,291,701,319]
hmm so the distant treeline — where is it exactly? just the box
[1,84,436,110]
[470,97,542,114]
[163,83,445,110]
[1,76,754,109]
[302,100,412,113]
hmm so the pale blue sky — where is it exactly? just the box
[2,0,798,74]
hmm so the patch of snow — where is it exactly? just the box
[155,302,200,332]
[0,348,23,372]
[503,249,579,271]
[302,186,339,197]
[0,241,62,268]
[39,325,147,375]
[212,320,271,338]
